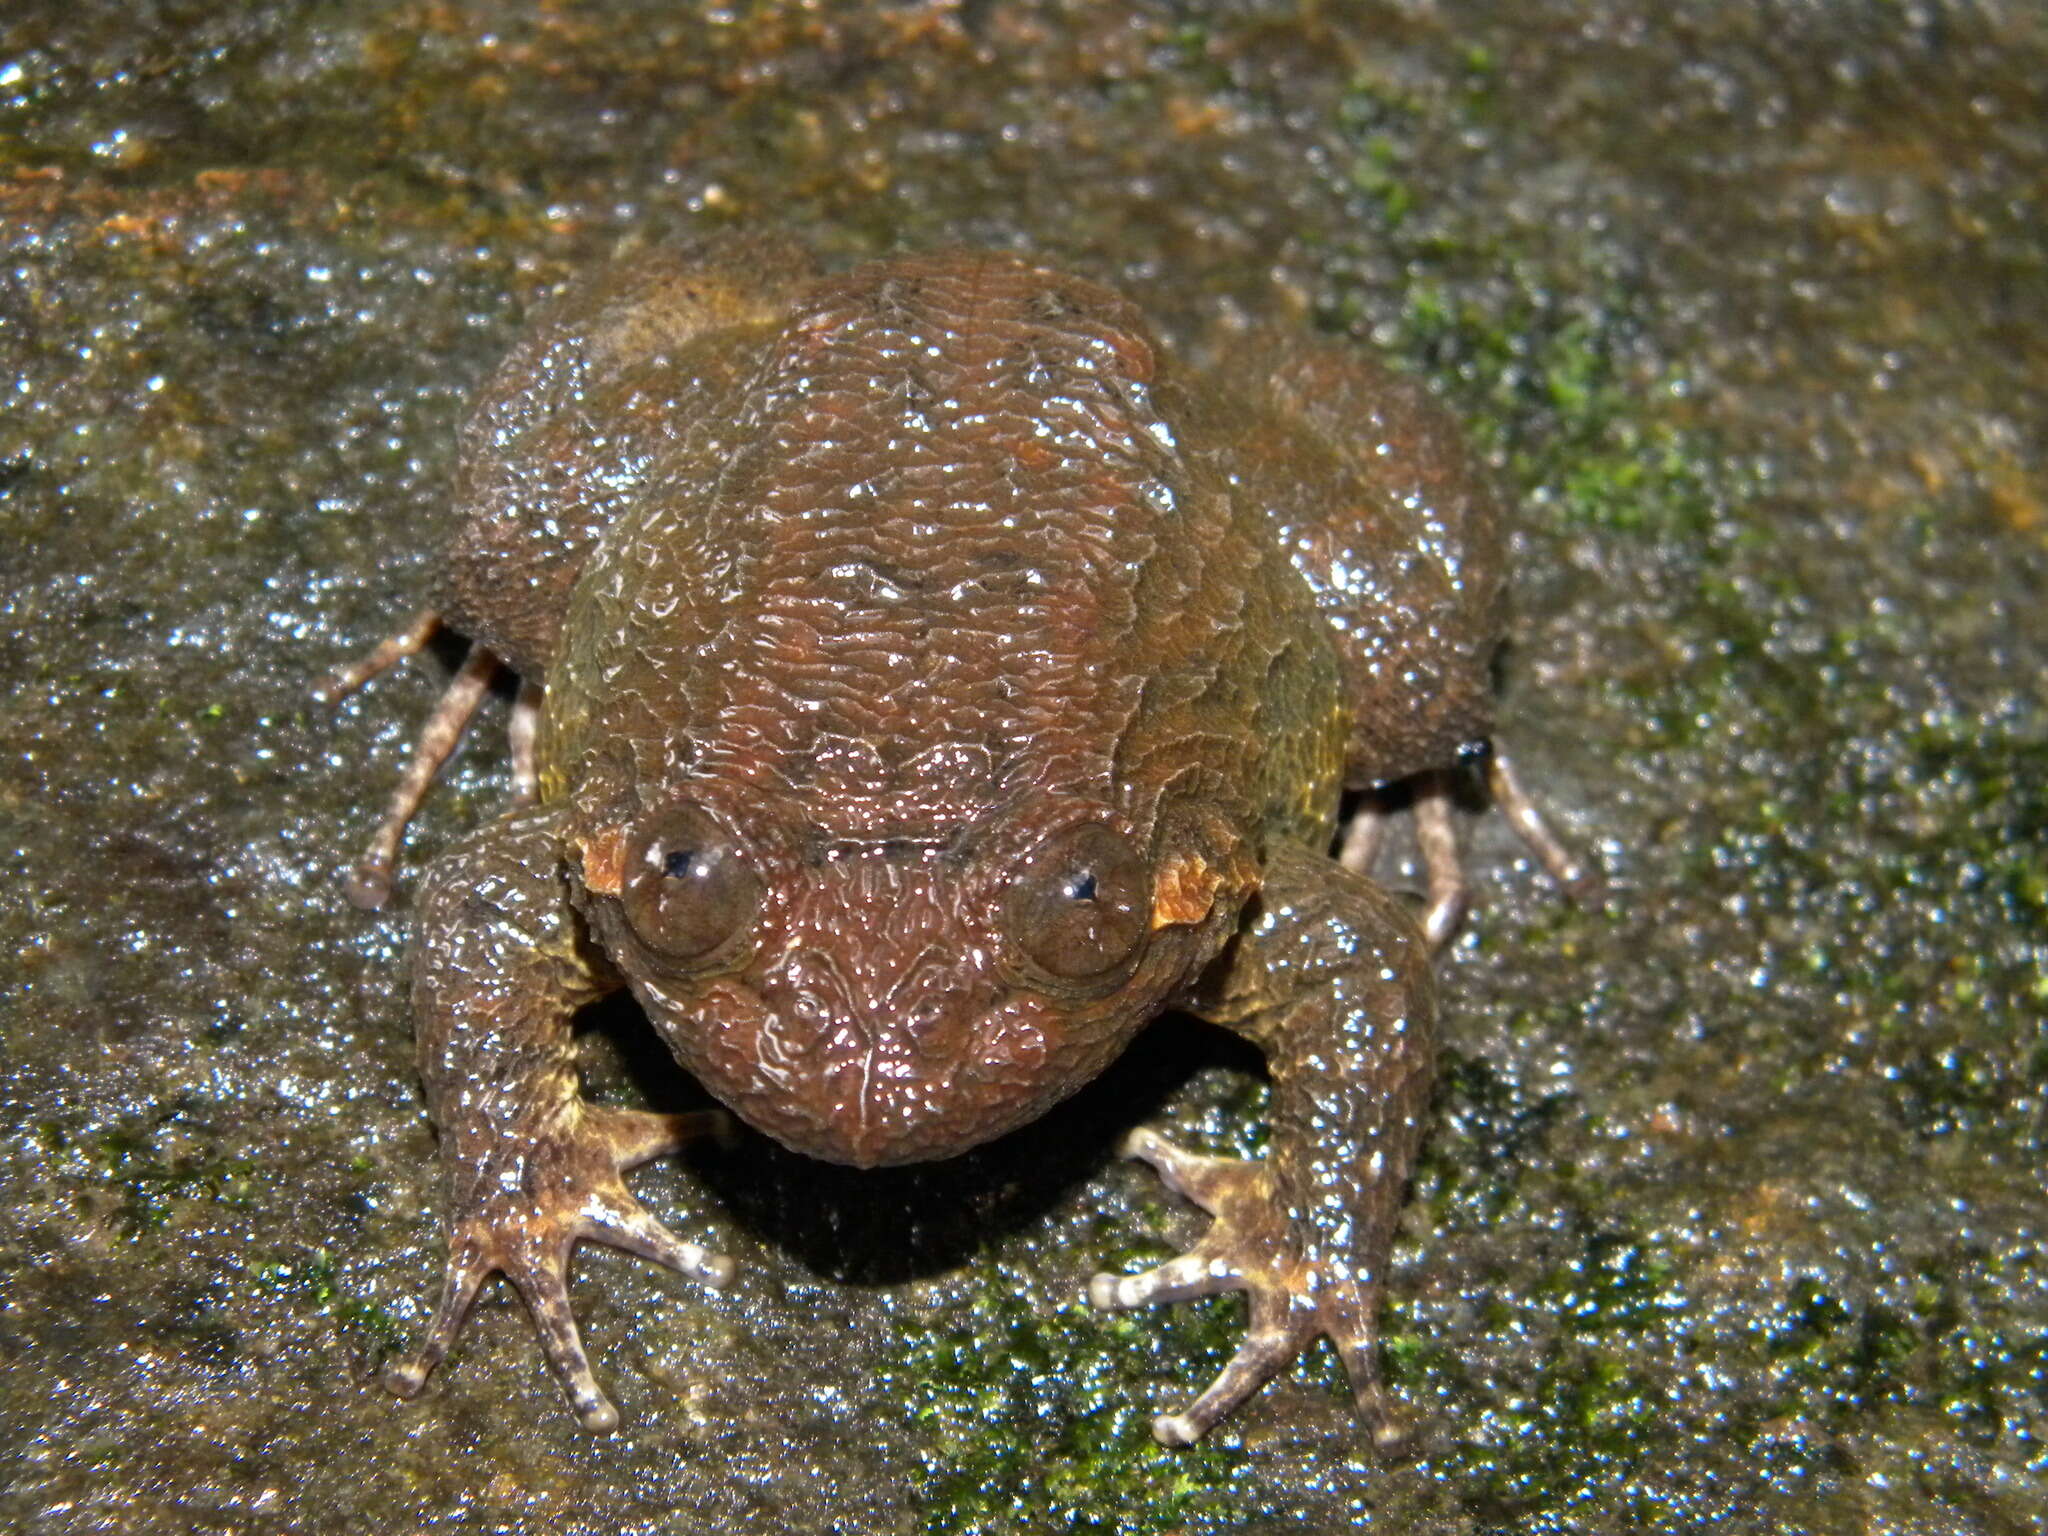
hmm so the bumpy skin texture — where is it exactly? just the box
[383,234,1505,1444]
[1187,337,1508,786]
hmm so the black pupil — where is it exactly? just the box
[663,848,698,879]
[1065,871,1098,903]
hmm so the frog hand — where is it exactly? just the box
[384,1104,736,1431]
[1088,1127,1409,1451]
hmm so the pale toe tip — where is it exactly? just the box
[1114,1126,1160,1160]
[344,866,392,911]
[1363,1397,1417,1458]
[701,1253,739,1288]
[1151,1411,1200,1447]
[574,1395,621,1433]
[1086,1273,1120,1310]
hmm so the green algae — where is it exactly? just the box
[892,1281,1244,1534]
[252,1248,406,1354]
[40,1113,259,1237]
[3,2,2046,1533]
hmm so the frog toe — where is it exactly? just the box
[1115,1126,1254,1212]
[1334,1337,1417,1454]
[1154,1285,1315,1445]
[580,1185,736,1289]
[1484,748,1600,901]
[1103,1126,1416,1446]
[501,1252,620,1432]
[343,866,394,912]
[387,1114,733,1428]
[382,1234,495,1400]
[1087,1240,1240,1311]
[587,1104,734,1169]
[1154,1325,1307,1445]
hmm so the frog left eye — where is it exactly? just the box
[1004,823,1150,984]
[621,805,762,964]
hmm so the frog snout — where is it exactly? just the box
[721,951,973,1163]
[766,953,976,1064]
[651,953,1081,1167]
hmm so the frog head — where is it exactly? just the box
[571,784,1251,1167]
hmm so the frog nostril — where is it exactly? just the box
[785,990,839,1047]
[904,996,951,1041]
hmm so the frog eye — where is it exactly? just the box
[1004,823,1150,984]
[621,805,762,964]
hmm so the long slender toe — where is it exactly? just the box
[1336,802,1390,875]
[1106,1122,1412,1448]
[1160,1326,1304,1444]
[590,1105,733,1169]
[1087,1246,1239,1311]
[1486,749,1599,898]
[507,1255,619,1433]
[1336,1337,1414,1454]
[384,1243,492,1398]
[315,608,441,706]
[1413,774,1469,951]
[583,1188,737,1288]
[1117,1129,1249,1211]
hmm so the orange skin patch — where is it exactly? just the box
[580,825,630,897]
[1152,853,1224,929]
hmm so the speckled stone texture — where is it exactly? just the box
[2,3,2043,1533]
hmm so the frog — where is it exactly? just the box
[322,230,1591,1448]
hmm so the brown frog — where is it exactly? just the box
[323,232,1590,1447]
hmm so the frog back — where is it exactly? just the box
[543,250,1344,853]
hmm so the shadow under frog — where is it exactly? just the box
[583,986,1263,1289]
[323,232,1591,1448]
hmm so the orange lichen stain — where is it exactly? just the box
[91,207,193,254]
[1906,446,1950,495]
[1151,854,1222,929]
[1011,440,1059,473]
[1165,95,1230,137]
[97,211,164,239]
[1986,464,2043,538]
[876,0,973,54]
[579,825,630,896]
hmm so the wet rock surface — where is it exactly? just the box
[2,3,2042,1531]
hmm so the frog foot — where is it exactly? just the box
[1088,1127,1409,1450]
[1339,747,1599,951]
[384,1105,736,1431]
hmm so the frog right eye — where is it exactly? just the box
[621,805,762,964]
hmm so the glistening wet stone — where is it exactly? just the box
[2,3,2042,1532]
